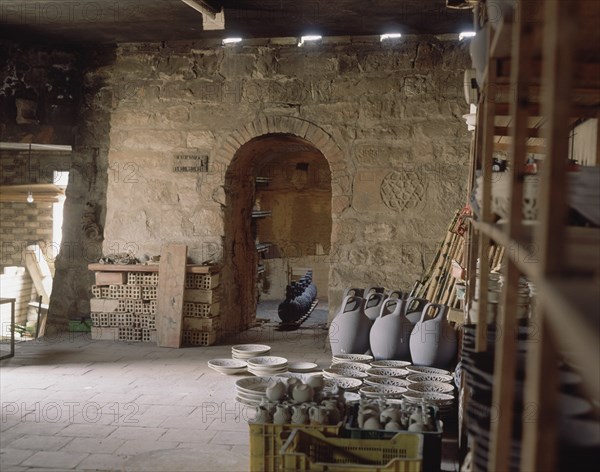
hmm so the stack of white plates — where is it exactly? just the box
[234,376,273,406]
[247,356,288,376]
[207,358,247,375]
[231,344,271,359]
[331,354,373,364]
[403,391,455,417]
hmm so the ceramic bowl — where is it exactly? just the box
[323,368,368,379]
[208,358,247,369]
[323,376,363,391]
[332,354,374,364]
[403,391,454,403]
[369,360,412,369]
[287,361,318,372]
[235,376,276,395]
[405,366,452,376]
[364,377,411,388]
[332,362,371,372]
[406,373,453,384]
[359,385,407,398]
[407,381,455,395]
[366,367,409,378]
[247,356,288,368]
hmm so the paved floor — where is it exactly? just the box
[1,317,458,472]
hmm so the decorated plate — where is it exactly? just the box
[405,366,451,376]
[331,362,371,372]
[247,356,287,367]
[406,373,453,384]
[364,377,411,388]
[332,354,374,364]
[407,381,455,394]
[366,367,409,378]
[370,360,412,369]
[359,385,407,397]
[208,359,247,369]
[323,376,363,391]
[323,368,368,379]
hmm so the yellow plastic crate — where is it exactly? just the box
[279,429,423,472]
[249,422,342,472]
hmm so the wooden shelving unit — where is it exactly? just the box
[465,1,600,471]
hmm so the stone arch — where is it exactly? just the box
[215,116,345,337]
[212,116,351,207]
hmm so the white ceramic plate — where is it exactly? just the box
[366,368,409,378]
[370,360,412,369]
[235,395,261,406]
[232,344,271,353]
[210,366,248,375]
[247,356,288,367]
[332,354,373,364]
[288,362,319,372]
[405,366,452,376]
[364,377,411,388]
[407,381,455,394]
[235,376,276,395]
[208,358,247,369]
[406,373,453,384]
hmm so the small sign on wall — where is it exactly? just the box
[172,154,209,173]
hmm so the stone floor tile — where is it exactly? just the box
[158,415,215,430]
[76,453,129,471]
[159,428,216,443]
[114,439,180,455]
[0,448,35,466]
[20,451,88,469]
[61,437,125,454]
[176,443,233,451]
[139,404,196,418]
[59,423,117,438]
[2,422,67,437]
[106,426,167,441]
[134,393,187,406]
[7,435,73,451]
[210,430,250,446]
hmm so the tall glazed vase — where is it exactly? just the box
[329,295,372,356]
[409,303,458,367]
[369,298,413,361]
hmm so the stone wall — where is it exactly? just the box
[0,41,115,328]
[101,36,471,327]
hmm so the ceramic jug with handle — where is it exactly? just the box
[343,287,364,299]
[404,297,429,325]
[329,295,372,356]
[387,289,405,300]
[409,303,458,367]
[369,298,412,361]
[363,292,387,321]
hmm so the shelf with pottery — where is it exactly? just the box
[465,1,600,470]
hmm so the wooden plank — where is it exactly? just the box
[95,272,127,286]
[521,314,558,472]
[476,45,497,352]
[156,245,188,348]
[87,263,218,274]
[489,1,536,469]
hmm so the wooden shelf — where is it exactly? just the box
[257,264,265,274]
[0,184,65,203]
[87,263,219,274]
[255,176,271,184]
[0,142,72,152]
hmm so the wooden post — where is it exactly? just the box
[156,244,188,348]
